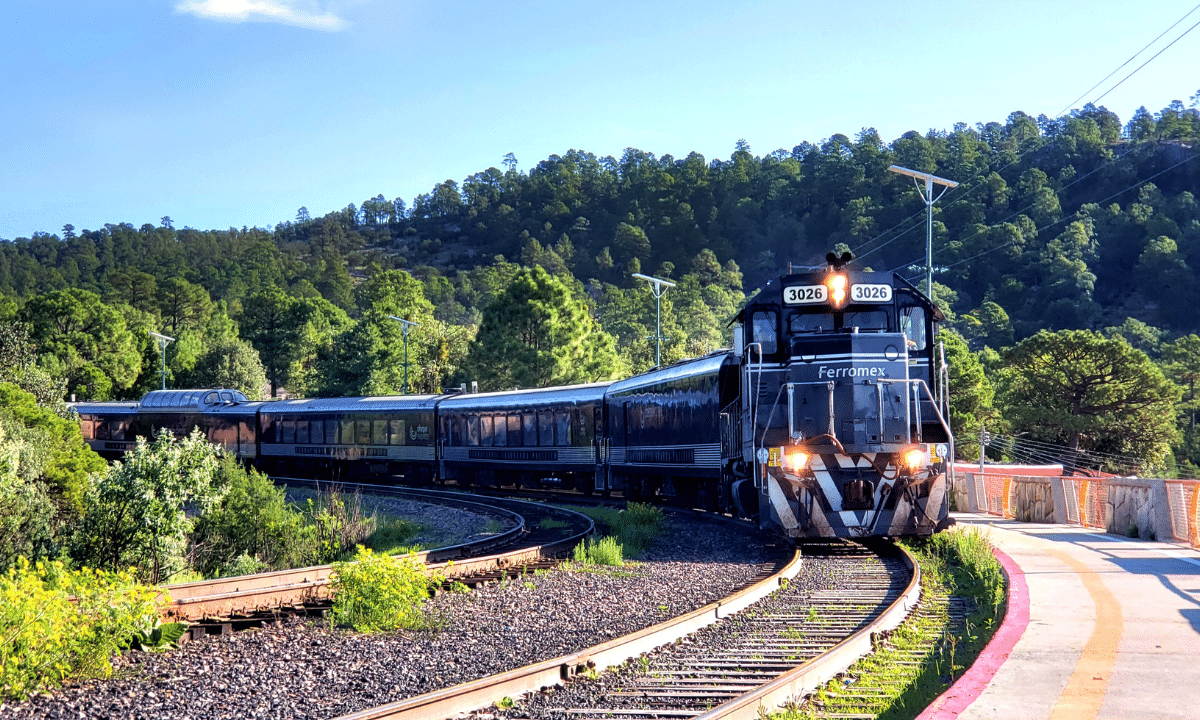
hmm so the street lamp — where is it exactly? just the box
[887,165,959,298]
[387,316,420,394]
[632,273,676,368]
[147,331,175,390]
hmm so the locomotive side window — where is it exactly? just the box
[900,306,927,351]
[790,312,834,333]
[752,311,778,355]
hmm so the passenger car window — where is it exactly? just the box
[523,414,537,446]
[556,411,571,446]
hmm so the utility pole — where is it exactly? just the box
[387,316,420,394]
[887,165,959,298]
[632,273,676,368]
[148,331,175,390]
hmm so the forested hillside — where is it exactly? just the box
[2,99,1199,472]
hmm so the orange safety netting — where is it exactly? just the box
[966,472,1200,548]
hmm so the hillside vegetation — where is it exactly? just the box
[1,99,1199,474]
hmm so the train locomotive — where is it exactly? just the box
[73,257,953,540]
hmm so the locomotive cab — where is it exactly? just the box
[736,257,952,538]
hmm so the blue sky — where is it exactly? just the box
[2,0,1197,240]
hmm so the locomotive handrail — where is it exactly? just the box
[781,377,953,449]
[742,342,764,487]
[874,378,954,447]
[784,380,836,439]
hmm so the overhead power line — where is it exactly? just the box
[872,4,1200,276]
[1055,2,1200,117]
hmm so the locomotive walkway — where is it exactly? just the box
[920,513,1200,720]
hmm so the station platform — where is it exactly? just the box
[919,513,1200,720]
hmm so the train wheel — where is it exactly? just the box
[415,465,433,485]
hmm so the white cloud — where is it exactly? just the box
[175,0,350,32]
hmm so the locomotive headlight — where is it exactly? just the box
[903,447,928,471]
[785,450,811,472]
[826,273,848,308]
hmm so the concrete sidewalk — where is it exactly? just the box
[936,513,1200,720]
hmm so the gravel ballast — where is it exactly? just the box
[6,513,777,720]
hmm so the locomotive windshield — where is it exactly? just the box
[789,313,834,333]
[787,309,889,334]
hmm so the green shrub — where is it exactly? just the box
[363,518,423,556]
[220,553,269,578]
[0,558,169,701]
[329,547,437,633]
[0,382,105,517]
[190,458,312,576]
[573,535,624,566]
[71,428,225,584]
[304,489,377,564]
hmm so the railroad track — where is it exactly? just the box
[161,486,594,638]
[336,539,920,720]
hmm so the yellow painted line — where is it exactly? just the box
[1046,548,1123,720]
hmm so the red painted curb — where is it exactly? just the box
[913,544,1030,719]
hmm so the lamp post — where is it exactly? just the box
[887,165,959,298]
[632,273,676,368]
[387,316,420,394]
[147,331,175,390]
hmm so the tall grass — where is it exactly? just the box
[573,536,625,566]
[567,502,665,560]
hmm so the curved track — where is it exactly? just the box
[161,485,594,631]
[335,540,920,720]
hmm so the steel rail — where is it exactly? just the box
[161,490,594,622]
[334,548,806,720]
[694,542,921,719]
[335,542,919,720]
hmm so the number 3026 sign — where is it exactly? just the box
[782,285,827,304]
[783,283,893,305]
